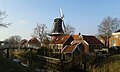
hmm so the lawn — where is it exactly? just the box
[92,54,120,72]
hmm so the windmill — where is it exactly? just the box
[49,8,67,36]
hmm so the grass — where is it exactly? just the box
[92,54,120,72]
[0,54,30,72]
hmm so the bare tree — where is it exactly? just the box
[0,10,10,28]
[98,16,120,47]
[32,23,48,46]
[65,24,75,35]
[4,35,21,45]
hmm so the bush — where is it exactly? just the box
[109,46,120,54]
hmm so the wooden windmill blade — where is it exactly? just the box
[59,8,66,33]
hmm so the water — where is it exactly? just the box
[12,55,63,72]
[12,55,84,72]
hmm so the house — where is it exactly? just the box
[41,37,50,47]
[50,33,103,56]
[72,34,89,53]
[97,35,106,45]
[109,29,120,48]
[48,33,104,68]
[49,35,83,62]
[47,33,104,69]
[27,37,40,48]
[82,35,104,52]
[19,39,28,46]
[17,39,28,48]
[72,34,104,53]
[50,35,74,53]
[62,43,81,67]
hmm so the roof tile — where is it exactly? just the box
[82,35,103,45]
[50,35,70,44]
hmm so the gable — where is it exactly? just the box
[62,43,78,53]
[27,37,40,45]
[73,35,79,40]
[72,34,83,41]
[64,36,74,45]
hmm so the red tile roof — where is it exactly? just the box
[50,35,70,44]
[72,35,79,40]
[72,34,83,41]
[62,43,78,53]
[82,35,103,45]
[27,37,40,45]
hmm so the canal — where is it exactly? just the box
[11,53,62,72]
[1,49,86,72]
[12,55,82,72]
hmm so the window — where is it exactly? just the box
[112,40,116,46]
[114,35,118,38]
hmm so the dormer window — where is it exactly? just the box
[61,38,64,40]
[56,38,59,40]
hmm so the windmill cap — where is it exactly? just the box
[54,18,62,22]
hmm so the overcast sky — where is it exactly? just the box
[0,0,120,40]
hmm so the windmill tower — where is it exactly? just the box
[49,8,66,36]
